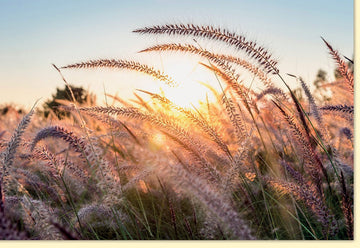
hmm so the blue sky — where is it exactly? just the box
[0,0,354,108]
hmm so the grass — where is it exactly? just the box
[0,23,353,240]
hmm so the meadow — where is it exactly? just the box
[0,24,354,240]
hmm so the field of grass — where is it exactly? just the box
[0,24,353,240]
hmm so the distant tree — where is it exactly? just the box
[0,103,24,116]
[313,69,328,89]
[312,69,331,103]
[43,85,94,119]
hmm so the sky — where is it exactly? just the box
[0,0,354,109]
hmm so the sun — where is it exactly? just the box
[154,57,219,109]
[159,81,211,109]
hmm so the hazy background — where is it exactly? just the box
[0,0,353,109]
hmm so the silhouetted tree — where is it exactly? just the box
[43,85,93,119]
[312,69,331,103]
[313,69,328,88]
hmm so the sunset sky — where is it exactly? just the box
[0,0,353,109]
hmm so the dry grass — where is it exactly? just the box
[0,24,353,240]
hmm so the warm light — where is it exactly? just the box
[155,58,219,109]
[159,83,208,109]
[152,132,166,147]
[245,172,256,182]
[138,180,148,193]
[148,132,168,151]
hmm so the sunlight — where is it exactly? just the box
[152,132,166,147]
[160,82,208,109]
[156,58,218,109]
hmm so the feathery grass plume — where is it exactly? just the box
[21,196,63,240]
[340,127,353,143]
[161,130,222,183]
[162,130,218,179]
[162,163,254,239]
[137,89,233,160]
[30,146,60,179]
[279,160,338,236]
[132,92,154,112]
[168,199,178,238]
[0,140,8,149]
[199,63,249,142]
[203,63,269,153]
[280,160,305,185]
[263,176,333,237]
[320,104,354,126]
[28,145,89,188]
[0,131,6,139]
[201,62,255,113]
[287,87,312,140]
[11,167,65,205]
[222,95,247,145]
[221,139,255,203]
[61,59,177,87]
[340,171,353,239]
[299,78,323,126]
[52,64,95,157]
[83,105,223,183]
[321,37,353,92]
[60,158,89,184]
[278,73,346,190]
[0,210,28,240]
[298,77,330,143]
[272,101,329,195]
[199,214,224,239]
[82,140,123,207]
[0,179,3,213]
[2,22,349,240]
[140,43,287,100]
[320,104,354,116]
[256,87,286,101]
[30,126,86,155]
[77,204,122,235]
[69,105,141,145]
[50,219,79,240]
[324,146,353,180]
[122,168,152,192]
[134,24,279,74]
[1,107,35,196]
[78,106,211,169]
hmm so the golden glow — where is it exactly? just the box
[148,132,168,151]
[138,180,148,193]
[155,59,218,109]
[159,83,208,108]
[152,132,166,147]
[245,172,256,182]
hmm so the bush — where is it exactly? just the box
[43,85,94,119]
